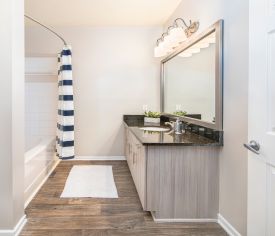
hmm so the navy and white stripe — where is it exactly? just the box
[56,46,74,159]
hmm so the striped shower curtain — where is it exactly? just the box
[56,46,75,159]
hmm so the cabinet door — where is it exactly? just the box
[126,141,133,172]
[129,133,138,184]
[124,127,133,171]
[131,134,146,209]
[125,129,147,210]
[135,143,146,209]
[125,129,135,180]
[124,127,129,158]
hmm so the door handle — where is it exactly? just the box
[244,140,260,155]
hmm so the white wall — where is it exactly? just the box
[164,0,249,235]
[0,0,25,232]
[25,26,162,156]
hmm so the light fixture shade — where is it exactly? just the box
[165,33,179,49]
[153,18,200,58]
[154,46,161,57]
[185,47,200,54]
[197,42,210,48]
[154,42,168,58]
[162,35,173,51]
[159,41,171,56]
[178,52,192,58]
[170,27,187,43]
[206,37,216,44]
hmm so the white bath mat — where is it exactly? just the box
[60,165,118,198]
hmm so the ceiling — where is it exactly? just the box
[25,0,182,26]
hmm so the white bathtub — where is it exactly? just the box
[24,137,59,207]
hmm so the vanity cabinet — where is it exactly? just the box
[124,124,220,220]
[146,145,219,219]
[125,127,146,209]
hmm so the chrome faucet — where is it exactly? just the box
[164,121,174,130]
[165,118,184,134]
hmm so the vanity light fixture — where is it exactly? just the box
[154,33,174,57]
[178,52,192,58]
[164,27,182,49]
[186,47,201,54]
[194,32,215,49]
[154,18,199,58]
[178,32,216,58]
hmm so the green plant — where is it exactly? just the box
[173,110,187,116]
[144,111,161,118]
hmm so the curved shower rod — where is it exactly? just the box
[24,14,67,46]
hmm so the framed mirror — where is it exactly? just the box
[161,20,223,130]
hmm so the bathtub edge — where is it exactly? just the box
[24,157,60,209]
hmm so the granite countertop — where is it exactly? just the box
[124,115,223,146]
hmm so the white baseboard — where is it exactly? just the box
[0,215,27,236]
[74,156,126,161]
[151,212,217,223]
[218,214,242,236]
[24,159,60,208]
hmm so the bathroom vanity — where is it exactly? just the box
[124,115,222,220]
[123,20,224,221]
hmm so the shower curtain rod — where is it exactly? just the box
[24,14,67,45]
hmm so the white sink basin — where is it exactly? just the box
[139,127,170,132]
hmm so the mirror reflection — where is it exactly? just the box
[164,32,216,123]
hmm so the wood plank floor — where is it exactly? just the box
[21,160,228,236]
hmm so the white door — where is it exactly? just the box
[247,0,275,235]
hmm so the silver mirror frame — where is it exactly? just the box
[160,20,224,131]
